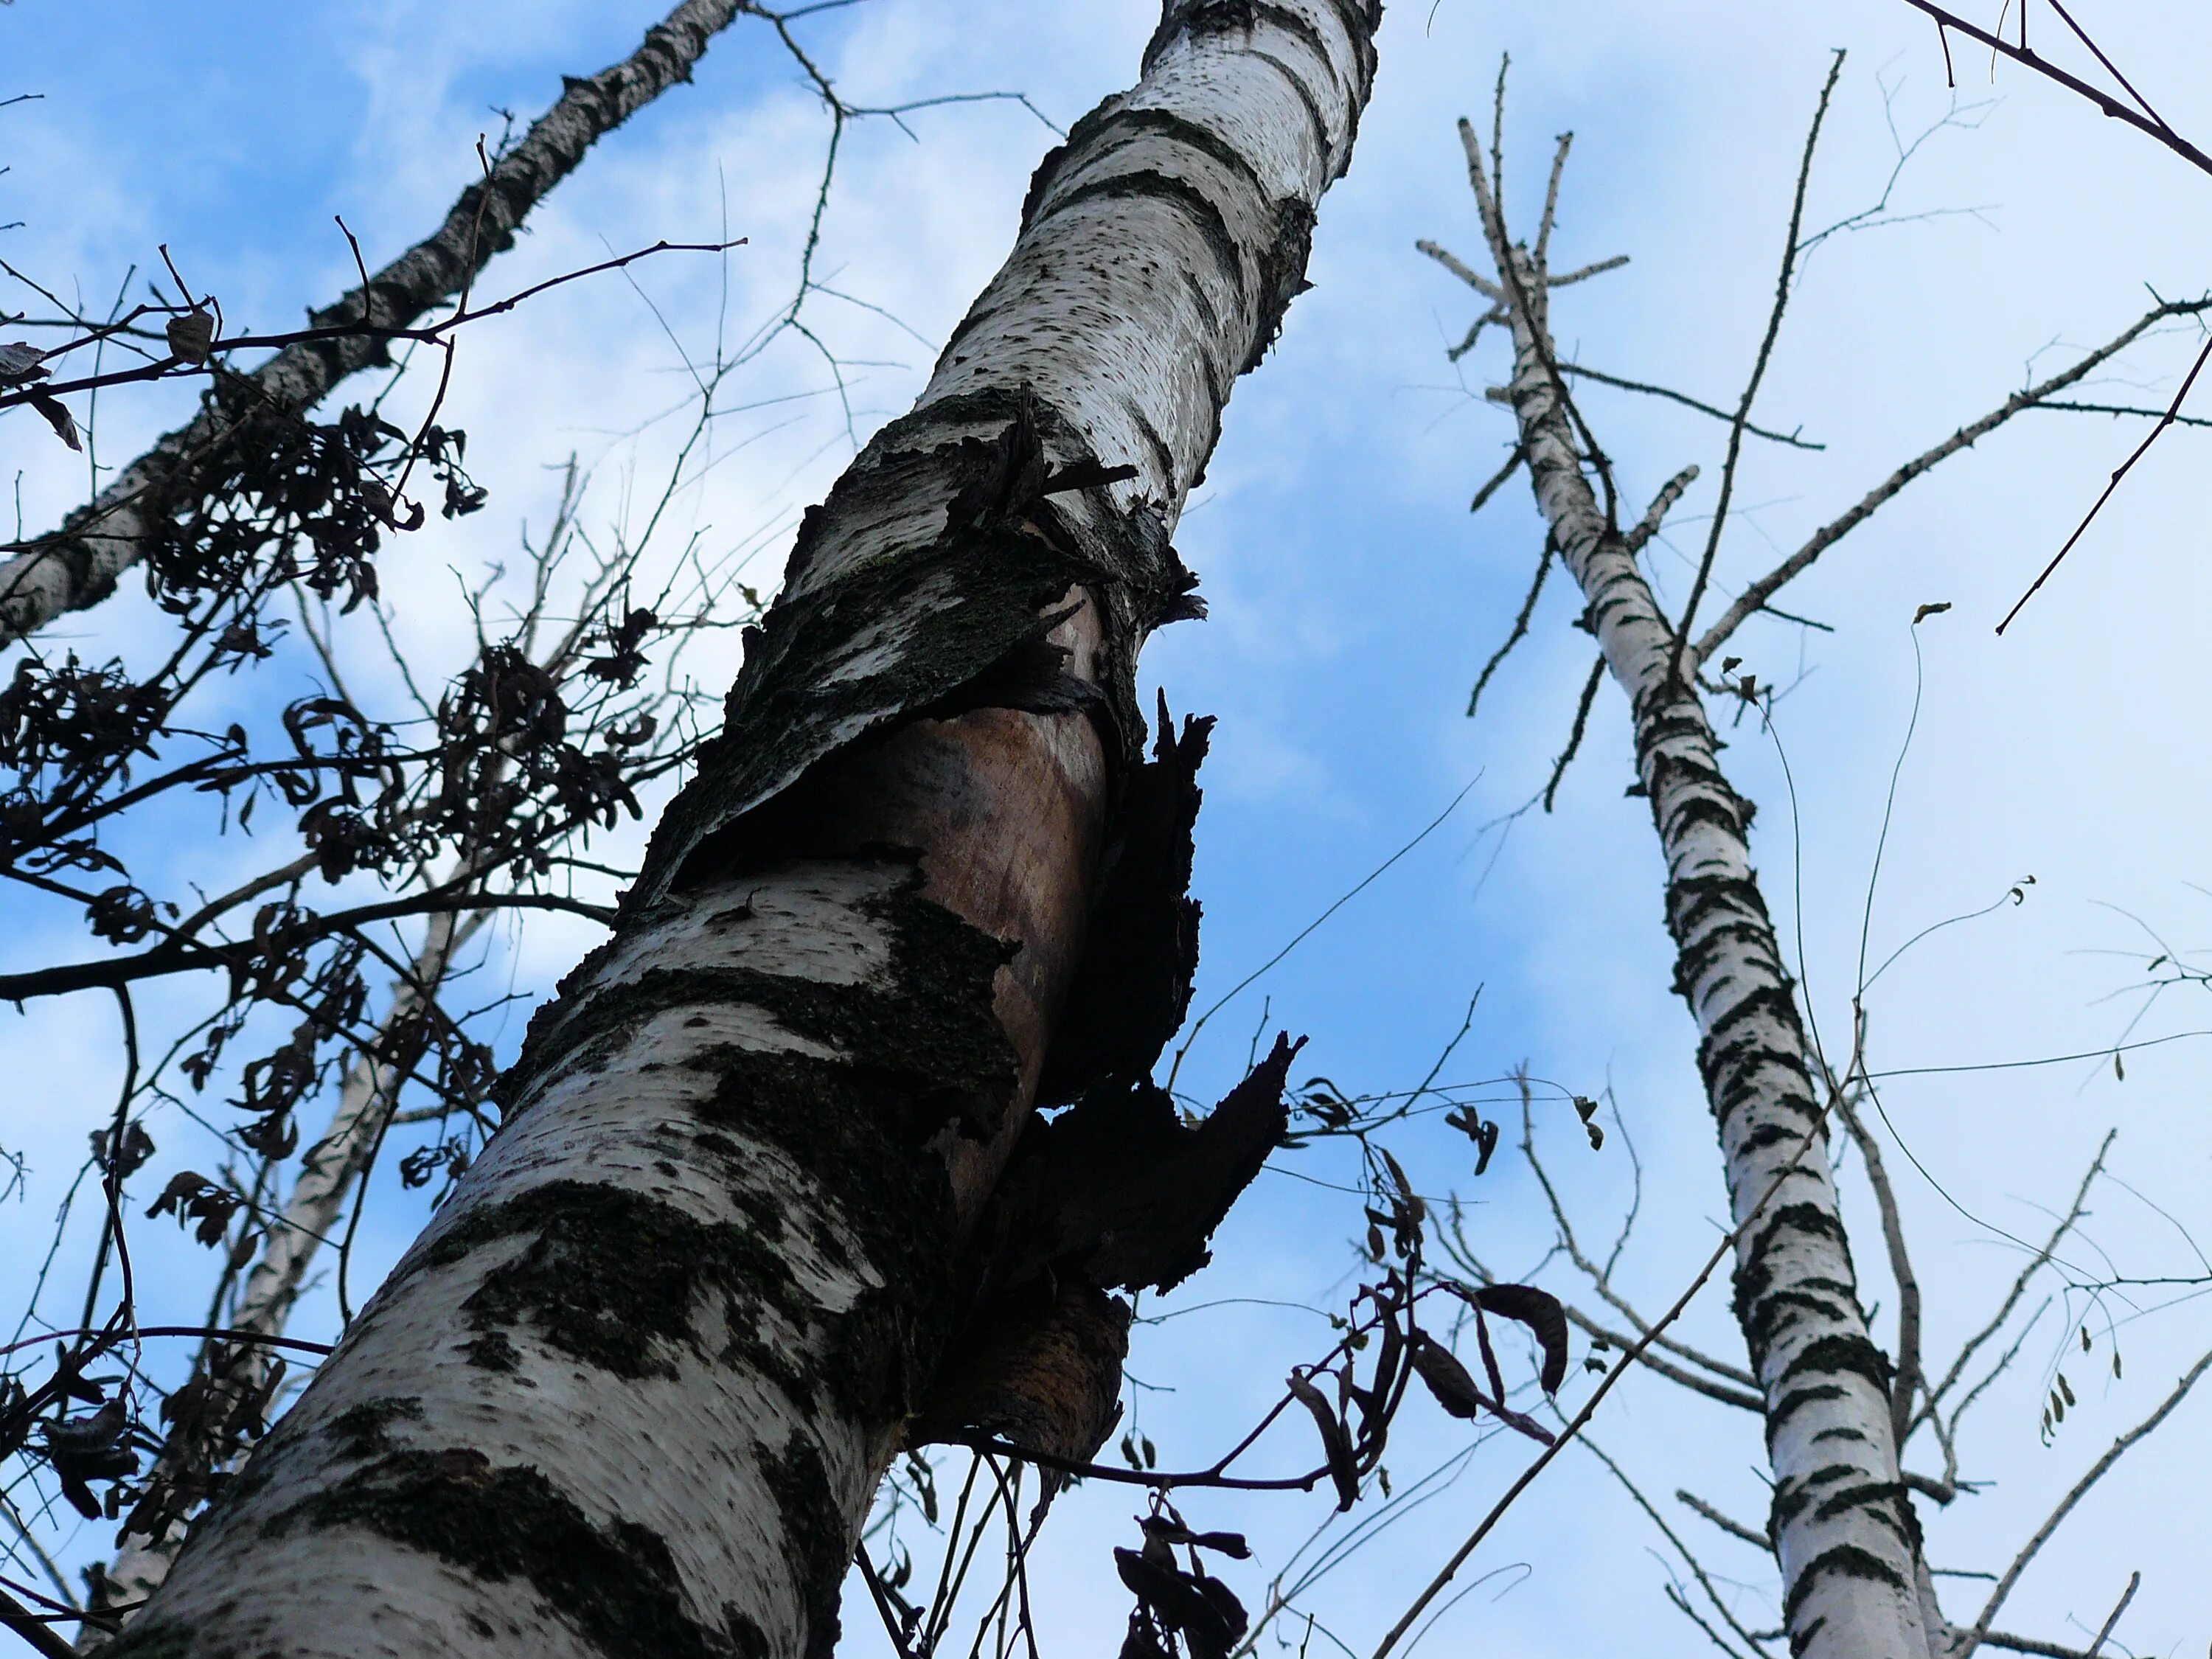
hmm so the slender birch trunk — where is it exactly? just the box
[88,908,483,1630]
[1441,124,1943,1659]
[103,7,1380,1655]
[0,0,752,647]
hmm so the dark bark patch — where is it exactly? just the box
[327,1396,425,1462]
[760,1435,847,1659]
[507,866,1020,1141]
[1244,197,1317,373]
[1775,1334,1893,1399]
[268,1450,740,1659]
[1765,1382,1848,1447]
[1031,171,1247,307]
[1023,106,1271,237]
[1781,1542,1907,1636]
[422,1180,801,1388]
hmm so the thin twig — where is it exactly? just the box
[1958,1351,2212,1659]
[1556,361,1821,450]
[1893,1,2212,179]
[1669,50,1844,679]
[1541,655,1605,812]
[1695,299,2211,662]
[1466,532,1549,719]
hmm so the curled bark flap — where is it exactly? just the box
[996,1032,1302,1297]
[1036,693,1213,1105]
[627,389,1197,911]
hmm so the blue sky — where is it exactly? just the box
[6,1,2212,1653]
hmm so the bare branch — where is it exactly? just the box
[1415,238,1504,302]
[1542,655,1604,813]
[1958,1351,2212,1659]
[1997,330,2212,635]
[1557,361,1822,450]
[0,0,765,644]
[1921,1132,2114,1425]
[1580,1438,1778,1659]
[1534,132,1573,271]
[1830,1075,1921,1451]
[1669,49,1845,677]
[1694,301,2211,664]
[1893,1,2212,181]
[1466,529,1549,720]
[1675,1491,1769,1550]
[1623,465,1700,556]
[1467,442,1528,517]
[1545,254,1630,288]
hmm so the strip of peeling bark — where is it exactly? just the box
[0,0,754,647]
[1438,121,1941,1659]
[104,6,1380,1656]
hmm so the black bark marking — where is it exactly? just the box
[1250,49,1336,174]
[1031,171,1249,306]
[760,1436,847,1659]
[420,1181,804,1387]
[1775,1335,1893,1399]
[1245,198,1318,372]
[1023,106,1271,237]
[1781,1543,1909,1639]
[276,1450,740,1659]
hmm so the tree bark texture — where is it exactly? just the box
[0,0,754,647]
[104,5,1381,1656]
[1452,131,1941,1659]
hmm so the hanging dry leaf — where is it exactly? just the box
[166,308,216,365]
[1408,1333,1485,1420]
[1287,1373,1358,1510]
[1471,1283,1570,1394]
[30,389,81,451]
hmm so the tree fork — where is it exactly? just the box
[103,4,1382,1655]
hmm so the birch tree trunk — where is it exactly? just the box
[1444,126,1944,1659]
[88,907,484,1630]
[0,0,752,647]
[102,7,1381,1656]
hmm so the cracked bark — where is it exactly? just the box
[0,0,754,647]
[1447,126,1940,1659]
[102,5,1380,1656]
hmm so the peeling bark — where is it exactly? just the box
[0,0,753,646]
[1443,125,1939,1659]
[106,7,1380,1655]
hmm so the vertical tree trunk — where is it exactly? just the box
[104,6,1381,1656]
[1449,126,1942,1659]
[88,908,483,1630]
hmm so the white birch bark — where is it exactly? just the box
[1439,123,1941,1659]
[0,0,751,646]
[103,7,1381,1656]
